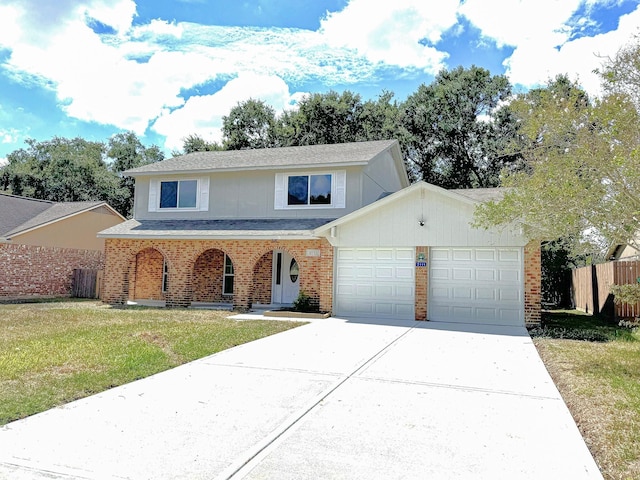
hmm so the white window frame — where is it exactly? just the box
[162,259,168,293]
[222,254,234,296]
[148,177,210,212]
[274,170,346,210]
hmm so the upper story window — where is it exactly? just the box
[275,171,345,210]
[288,174,332,206]
[148,177,210,212]
[160,180,197,209]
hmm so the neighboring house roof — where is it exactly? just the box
[0,192,124,241]
[124,139,402,176]
[98,218,335,240]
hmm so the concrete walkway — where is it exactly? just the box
[0,317,602,479]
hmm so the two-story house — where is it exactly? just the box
[99,139,541,326]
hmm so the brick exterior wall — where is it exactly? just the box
[252,253,273,305]
[193,249,225,302]
[0,243,105,298]
[414,246,428,321]
[103,238,334,312]
[133,248,165,301]
[524,240,542,327]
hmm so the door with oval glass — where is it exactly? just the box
[272,250,300,304]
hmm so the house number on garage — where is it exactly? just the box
[416,262,427,267]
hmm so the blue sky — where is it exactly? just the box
[0,0,639,164]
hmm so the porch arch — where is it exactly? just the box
[127,247,168,302]
[192,248,235,303]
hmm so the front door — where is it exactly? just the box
[272,250,300,304]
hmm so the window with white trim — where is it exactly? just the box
[160,180,197,209]
[148,177,210,212]
[162,259,168,293]
[275,171,346,209]
[223,254,234,296]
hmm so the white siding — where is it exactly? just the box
[329,187,526,248]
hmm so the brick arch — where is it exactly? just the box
[127,246,167,302]
[192,247,235,303]
[248,245,302,275]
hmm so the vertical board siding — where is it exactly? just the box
[72,269,101,299]
[614,261,640,319]
[572,261,640,319]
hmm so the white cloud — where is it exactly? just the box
[1,0,639,156]
[319,0,456,72]
[460,1,640,95]
[151,73,301,152]
[0,157,7,167]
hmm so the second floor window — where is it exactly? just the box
[288,174,332,206]
[160,180,197,209]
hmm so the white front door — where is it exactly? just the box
[272,250,300,304]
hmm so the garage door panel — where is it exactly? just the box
[429,247,524,326]
[453,287,472,300]
[430,268,450,280]
[452,268,472,280]
[336,248,415,321]
[431,249,449,261]
[499,249,520,262]
[476,288,496,301]
[499,269,520,282]
[475,249,496,261]
[476,269,496,281]
[499,288,520,301]
[396,267,414,279]
[374,266,393,278]
[452,249,472,261]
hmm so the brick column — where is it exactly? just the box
[524,240,542,327]
[415,247,428,321]
[102,239,130,305]
[164,246,193,308]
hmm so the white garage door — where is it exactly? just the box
[335,248,415,320]
[429,247,524,326]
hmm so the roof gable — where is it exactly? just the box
[315,181,526,247]
[125,139,403,177]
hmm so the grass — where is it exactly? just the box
[533,310,640,480]
[0,300,304,426]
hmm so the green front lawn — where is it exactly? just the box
[533,310,640,480]
[0,301,303,425]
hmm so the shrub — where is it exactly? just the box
[610,283,640,305]
[292,291,319,313]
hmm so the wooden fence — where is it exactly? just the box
[72,269,103,299]
[572,260,640,319]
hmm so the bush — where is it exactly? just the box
[292,291,319,313]
[611,283,640,305]
[528,326,609,342]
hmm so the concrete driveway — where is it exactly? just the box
[0,317,602,479]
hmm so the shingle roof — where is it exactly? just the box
[125,139,399,175]
[0,193,105,238]
[98,218,335,239]
[450,188,505,203]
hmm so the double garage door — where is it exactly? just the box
[334,247,524,326]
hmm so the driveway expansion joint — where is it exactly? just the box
[220,324,419,480]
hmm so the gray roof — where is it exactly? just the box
[450,188,506,203]
[0,193,106,238]
[98,218,335,239]
[125,139,399,175]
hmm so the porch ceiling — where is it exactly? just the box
[98,218,335,240]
